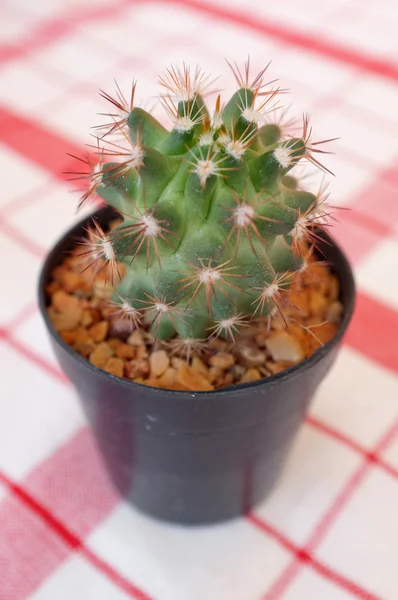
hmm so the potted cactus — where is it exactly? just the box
[39,61,355,524]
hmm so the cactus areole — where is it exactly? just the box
[70,61,338,345]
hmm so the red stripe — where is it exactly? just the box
[0,470,152,600]
[305,461,370,552]
[262,421,397,598]
[345,292,398,375]
[330,217,388,266]
[0,181,54,218]
[3,0,398,86]
[5,303,39,331]
[306,417,398,480]
[0,0,131,63]
[0,217,46,258]
[81,547,152,600]
[263,560,301,600]
[247,514,297,555]
[306,421,398,551]
[310,560,380,600]
[340,208,393,239]
[0,105,84,183]
[0,494,70,600]
[263,558,380,600]
[168,0,398,84]
[4,336,69,385]
[0,472,80,549]
[2,0,398,88]
[347,174,398,231]
[248,515,380,600]
[306,416,371,457]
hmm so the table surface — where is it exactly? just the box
[1,1,398,599]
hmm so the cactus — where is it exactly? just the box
[72,60,335,343]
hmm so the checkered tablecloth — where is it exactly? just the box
[1,0,398,598]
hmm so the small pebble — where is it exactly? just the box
[52,265,69,283]
[73,327,95,357]
[46,281,60,296]
[265,331,305,363]
[326,301,343,324]
[116,343,136,360]
[328,275,340,301]
[176,362,213,391]
[307,321,337,347]
[62,271,82,293]
[126,359,150,379]
[93,279,113,300]
[266,361,294,375]
[52,290,80,312]
[235,344,266,367]
[240,368,262,383]
[309,290,328,318]
[231,364,246,380]
[136,345,149,359]
[81,308,101,328]
[191,357,212,383]
[104,357,124,377]
[100,304,115,321]
[191,356,208,376]
[89,321,109,343]
[222,372,234,387]
[285,324,310,355]
[142,378,160,388]
[81,310,94,328]
[59,330,78,344]
[89,342,114,369]
[207,337,228,352]
[149,350,170,378]
[74,328,92,343]
[127,329,145,347]
[158,367,177,388]
[171,357,185,369]
[208,366,223,384]
[66,254,84,269]
[48,307,82,331]
[74,339,96,357]
[108,338,123,351]
[208,352,235,370]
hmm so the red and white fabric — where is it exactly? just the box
[1,0,398,598]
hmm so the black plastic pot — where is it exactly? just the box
[38,207,355,524]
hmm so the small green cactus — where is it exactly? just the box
[73,60,335,343]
